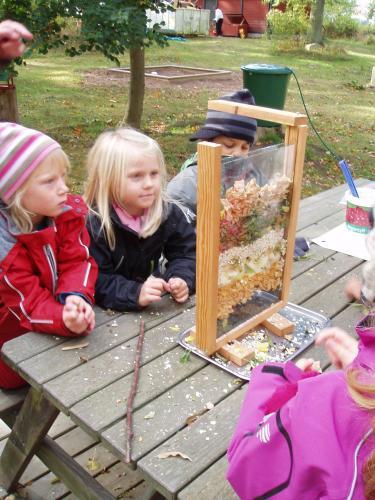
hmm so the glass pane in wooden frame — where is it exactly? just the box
[194,101,308,355]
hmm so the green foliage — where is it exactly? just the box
[267,7,309,38]
[324,15,360,38]
[344,80,366,90]
[266,0,359,39]
[1,0,170,64]
[369,0,375,21]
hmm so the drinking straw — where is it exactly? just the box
[339,160,359,198]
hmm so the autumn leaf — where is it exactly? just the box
[157,451,192,461]
[87,456,101,472]
[73,126,82,138]
[144,411,155,420]
[62,341,89,351]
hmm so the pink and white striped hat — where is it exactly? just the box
[0,122,61,203]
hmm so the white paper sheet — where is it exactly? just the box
[312,223,370,261]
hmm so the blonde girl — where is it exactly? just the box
[0,122,97,389]
[85,127,196,311]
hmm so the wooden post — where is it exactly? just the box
[370,67,375,88]
[195,142,221,355]
[281,124,308,301]
[0,387,59,492]
[0,79,19,123]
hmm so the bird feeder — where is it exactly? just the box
[192,100,308,359]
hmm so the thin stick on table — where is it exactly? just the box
[125,319,145,464]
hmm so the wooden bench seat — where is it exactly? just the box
[0,387,28,420]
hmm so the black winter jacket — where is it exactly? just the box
[87,202,196,311]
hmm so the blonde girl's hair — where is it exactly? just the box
[84,127,167,250]
[346,368,375,499]
[7,148,70,233]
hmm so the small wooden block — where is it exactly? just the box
[218,341,255,367]
[262,313,294,337]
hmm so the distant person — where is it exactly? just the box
[167,89,258,217]
[85,127,196,312]
[227,226,375,499]
[0,123,97,389]
[0,20,32,67]
[214,7,224,36]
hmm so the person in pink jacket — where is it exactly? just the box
[0,122,98,389]
[227,228,375,499]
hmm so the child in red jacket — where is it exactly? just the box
[0,122,98,389]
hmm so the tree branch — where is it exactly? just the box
[125,319,146,464]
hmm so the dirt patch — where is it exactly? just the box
[82,68,243,92]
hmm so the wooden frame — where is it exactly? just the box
[109,65,231,83]
[195,100,308,355]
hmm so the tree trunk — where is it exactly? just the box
[309,0,325,45]
[126,47,145,129]
[0,81,19,123]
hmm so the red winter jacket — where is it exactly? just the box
[0,194,98,388]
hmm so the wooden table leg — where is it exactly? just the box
[0,386,59,492]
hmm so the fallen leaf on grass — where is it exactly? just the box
[157,451,192,461]
[61,341,89,351]
[144,411,155,420]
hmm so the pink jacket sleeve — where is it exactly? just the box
[227,362,319,499]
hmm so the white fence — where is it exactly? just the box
[147,8,210,35]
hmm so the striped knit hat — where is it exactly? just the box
[0,122,61,203]
[190,89,257,144]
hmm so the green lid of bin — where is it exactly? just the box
[241,64,292,75]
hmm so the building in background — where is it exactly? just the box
[195,0,271,35]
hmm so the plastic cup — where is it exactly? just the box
[345,188,375,234]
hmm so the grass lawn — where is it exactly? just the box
[14,36,374,196]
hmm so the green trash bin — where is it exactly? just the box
[241,63,292,127]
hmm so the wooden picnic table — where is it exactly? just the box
[0,180,371,500]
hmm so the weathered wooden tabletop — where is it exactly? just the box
[0,180,371,500]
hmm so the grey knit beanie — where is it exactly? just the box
[190,89,257,145]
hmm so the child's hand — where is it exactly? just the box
[295,358,321,372]
[138,276,169,307]
[344,277,362,301]
[62,295,95,334]
[168,277,189,303]
[0,20,33,61]
[315,327,358,369]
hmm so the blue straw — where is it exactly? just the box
[339,160,359,198]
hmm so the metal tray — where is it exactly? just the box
[178,302,330,381]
